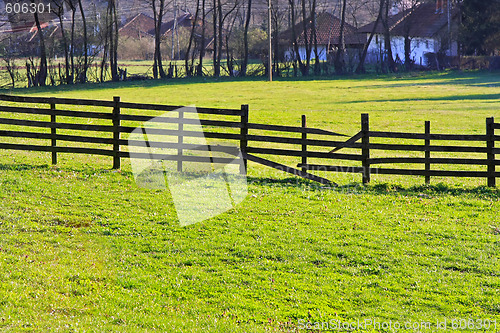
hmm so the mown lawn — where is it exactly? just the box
[0,71,500,332]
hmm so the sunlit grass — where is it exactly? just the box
[0,70,499,331]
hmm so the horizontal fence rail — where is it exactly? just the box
[0,94,498,187]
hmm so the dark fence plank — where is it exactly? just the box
[425,121,430,184]
[112,97,121,169]
[247,134,349,147]
[118,126,242,141]
[299,164,497,178]
[120,151,237,164]
[370,131,487,141]
[177,109,184,172]
[301,115,307,173]
[487,117,496,187]
[248,122,348,136]
[120,114,242,128]
[369,157,490,165]
[50,101,57,165]
[246,147,362,160]
[125,140,238,152]
[0,94,115,108]
[329,131,362,153]
[0,142,113,156]
[246,153,334,186]
[367,142,493,154]
[361,114,370,184]
[0,105,114,120]
[0,129,112,144]
[240,105,249,175]
[118,101,243,116]
[0,117,115,132]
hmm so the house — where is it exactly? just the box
[282,12,365,61]
[119,12,195,40]
[358,0,459,66]
[119,13,156,40]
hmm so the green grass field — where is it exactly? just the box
[0,71,500,332]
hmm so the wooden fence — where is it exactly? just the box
[0,94,498,187]
[298,114,499,187]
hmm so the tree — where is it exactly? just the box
[77,0,88,83]
[185,0,200,76]
[241,0,252,76]
[0,37,20,88]
[381,0,396,72]
[396,0,419,71]
[356,0,385,73]
[197,0,206,76]
[460,0,500,55]
[31,0,48,86]
[149,0,168,78]
[334,0,348,74]
[51,0,71,84]
[108,0,119,81]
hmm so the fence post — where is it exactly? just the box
[486,117,495,187]
[177,109,184,172]
[50,99,57,165]
[301,115,307,173]
[361,113,370,184]
[112,96,121,169]
[240,105,249,175]
[425,121,431,185]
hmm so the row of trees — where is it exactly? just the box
[0,0,498,88]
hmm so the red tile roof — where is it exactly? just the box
[358,2,459,38]
[119,12,194,39]
[281,12,365,47]
[119,13,155,39]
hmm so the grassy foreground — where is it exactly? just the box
[0,71,500,331]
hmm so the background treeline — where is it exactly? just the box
[0,0,498,88]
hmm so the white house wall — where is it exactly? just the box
[285,46,329,61]
[366,34,439,66]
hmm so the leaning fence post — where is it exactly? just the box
[112,96,121,169]
[177,109,184,172]
[240,105,249,175]
[361,113,370,184]
[425,121,431,185]
[50,99,57,165]
[486,117,495,187]
[301,115,307,173]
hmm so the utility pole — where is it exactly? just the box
[268,0,272,82]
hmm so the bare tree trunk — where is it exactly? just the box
[311,0,320,75]
[55,2,71,84]
[32,2,47,86]
[108,0,119,81]
[334,0,347,74]
[78,0,88,83]
[185,0,200,76]
[212,0,219,76]
[289,0,305,75]
[300,0,310,76]
[241,0,252,76]
[157,0,166,78]
[70,5,76,83]
[356,0,384,73]
[197,0,206,76]
[382,0,396,72]
[216,0,223,77]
